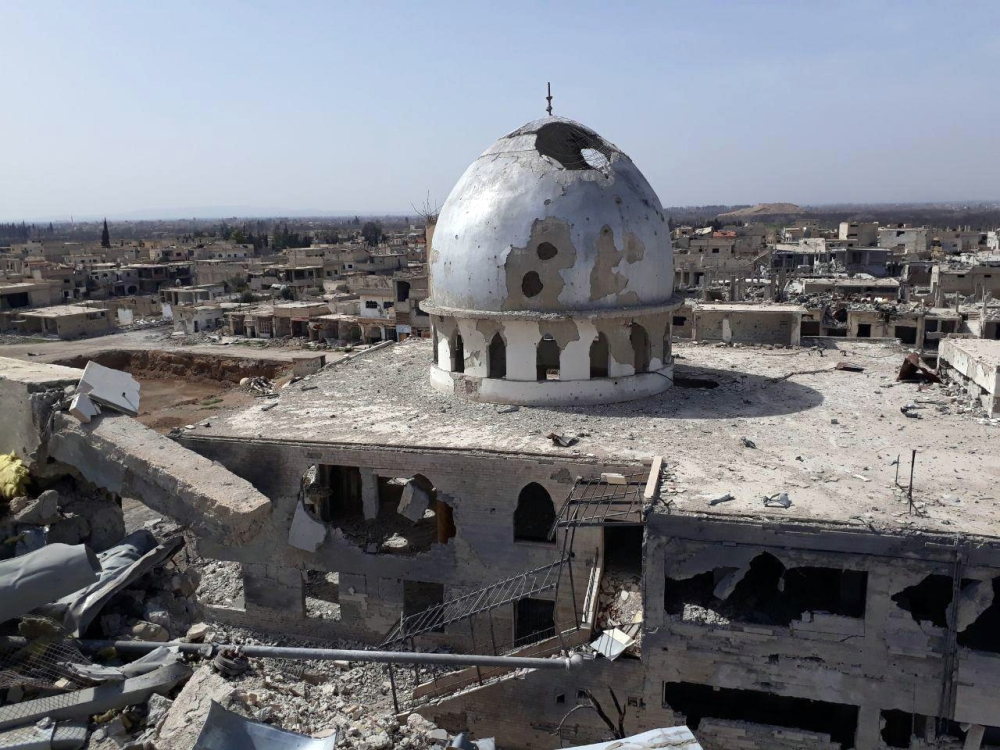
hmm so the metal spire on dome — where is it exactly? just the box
[545,82,553,116]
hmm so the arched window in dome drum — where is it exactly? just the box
[662,324,672,364]
[431,326,438,365]
[514,482,555,543]
[631,323,650,373]
[536,336,560,380]
[590,333,609,378]
[487,333,506,379]
[452,334,465,373]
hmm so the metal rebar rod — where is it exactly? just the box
[908,449,917,514]
[48,638,585,670]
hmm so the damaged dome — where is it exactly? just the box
[428,115,675,315]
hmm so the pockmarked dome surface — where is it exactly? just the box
[428,116,675,315]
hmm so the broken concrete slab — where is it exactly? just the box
[12,489,61,525]
[48,412,271,547]
[952,579,995,632]
[0,543,101,625]
[156,665,236,750]
[0,662,191,731]
[78,361,141,416]
[397,479,430,523]
[288,500,327,552]
[68,392,101,424]
[192,701,338,750]
[0,358,82,472]
[0,719,88,750]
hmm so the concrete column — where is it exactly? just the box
[964,724,985,750]
[854,704,882,750]
[504,321,540,381]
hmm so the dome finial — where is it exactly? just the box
[545,82,553,116]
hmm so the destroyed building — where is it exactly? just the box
[4,113,1000,750]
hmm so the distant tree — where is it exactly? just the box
[101,219,111,248]
[352,215,361,226]
[239,290,255,303]
[362,221,383,247]
[47,222,54,233]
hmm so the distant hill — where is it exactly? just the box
[717,203,807,219]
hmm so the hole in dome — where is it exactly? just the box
[536,242,558,261]
[522,272,543,298]
[534,122,612,171]
[581,148,609,170]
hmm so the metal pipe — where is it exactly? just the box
[52,638,586,670]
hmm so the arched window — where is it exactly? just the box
[536,336,560,380]
[488,333,506,379]
[452,334,465,373]
[662,326,672,364]
[514,482,555,543]
[590,333,609,378]
[431,326,438,365]
[630,323,650,373]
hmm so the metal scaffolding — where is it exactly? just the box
[380,558,568,648]
[549,470,649,538]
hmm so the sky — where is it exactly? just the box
[1,0,998,221]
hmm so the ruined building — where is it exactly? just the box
[6,114,1000,750]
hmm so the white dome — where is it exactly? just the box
[428,116,674,315]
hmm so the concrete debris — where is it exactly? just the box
[897,352,941,383]
[834,361,864,372]
[952,579,995,632]
[545,432,579,447]
[589,627,635,661]
[397,478,431,523]
[241,377,276,397]
[155,665,236,750]
[740,437,757,449]
[69,392,101,424]
[0,719,88,750]
[901,403,923,419]
[78,361,141,416]
[0,662,191,732]
[0,543,101,625]
[12,489,61,525]
[705,492,735,506]
[763,492,792,508]
[563,726,702,749]
[192,700,337,750]
[288,500,328,553]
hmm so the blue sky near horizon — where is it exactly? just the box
[1,0,998,221]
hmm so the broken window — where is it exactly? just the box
[856,323,871,338]
[590,333,609,378]
[375,474,455,553]
[514,482,555,543]
[488,333,506,379]
[881,710,917,748]
[514,597,556,645]
[662,330,671,363]
[673,315,687,327]
[663,553,867,625]
[303,464,363,524]
[403,581,445,633]
[662,682,859,748]
[604,525,643,575]
[956,577,1000,652]
[304,570,341,621]
[396,281,410,302]
[537,336,560,380]
[895,325,917,345]
[800,320,821,336]
[452,334,465,373]
[630,324,650,373]
[925,319,939,333]
[891,574,954,628]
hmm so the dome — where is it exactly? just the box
[428,116,674,316]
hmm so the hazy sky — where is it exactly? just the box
[2,1,998,220]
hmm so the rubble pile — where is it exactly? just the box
[594,569,643,656]
[240,376,276,397]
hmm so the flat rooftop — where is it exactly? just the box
[199,338,1000,537]
[943,338,1000,368]
[20,305,103,318]
[696,304,806,313]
